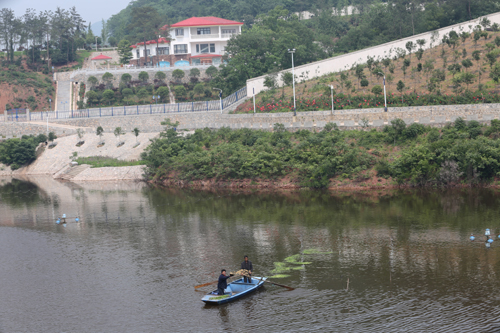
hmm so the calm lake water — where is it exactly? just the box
[1,177,500,332]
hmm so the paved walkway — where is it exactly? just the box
[56,81,71,111]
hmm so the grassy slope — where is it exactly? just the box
[235,30,500,113]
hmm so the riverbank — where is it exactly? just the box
[1,132,158,181]
[143,118,500,189]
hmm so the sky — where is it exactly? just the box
[0,0,131,25]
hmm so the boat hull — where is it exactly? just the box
[201,277,267,304]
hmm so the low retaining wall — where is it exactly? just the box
[1,104,499,137]
[0,122,78,139]
[46,103,500,132]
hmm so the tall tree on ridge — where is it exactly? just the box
[127,6,163,66]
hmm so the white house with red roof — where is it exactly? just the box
[130,16,243,68]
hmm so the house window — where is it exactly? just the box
[197,28,211,35]
[158,47,169,55]
[174,44,188,54]
[196,43,215,54]
[221,29,236,34]
[175,28,184,36]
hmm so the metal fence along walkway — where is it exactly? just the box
[2,87,247,123]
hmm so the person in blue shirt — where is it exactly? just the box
[217,269,233,295]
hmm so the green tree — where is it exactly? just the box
[460,72,475,90]
[137,88,149,100]
[371,85,382,95]
[96,126,104,141]
[114,127,125,142]
[461,59,473,72]
[85,90,99,105]
[121,88,133,102]
[396,80,405,101]
[121,73,132,84]
[490,62,500,83]
[108,36,117,47]
[87,76,98,90]
[206,65,218,79]
[117,39,133,64]
[138,71,149,83]
[132,128,140,142]
[102,72,114,88]
[127,6,163,66]
[360,78,369,91]
[189,68,201,78]
[102,89,114,105]
[174,85,187,99]
[172,69,185,82]
[193,83,204,96]
[155,71,166,82]
[156,86,169,102]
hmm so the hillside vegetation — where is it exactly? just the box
[236,27,500,113]
[141,118,500,189]
[0,57,56,112]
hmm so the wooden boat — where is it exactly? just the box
[201,276,267,304]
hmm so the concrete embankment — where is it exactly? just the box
[3,132,159,181]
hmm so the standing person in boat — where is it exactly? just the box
[241,255,253,283]
[217,269,233,295]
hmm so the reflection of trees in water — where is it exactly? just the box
[0,178,50,208]
[440,191,464,215]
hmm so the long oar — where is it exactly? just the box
[265,280,295,290]
[194,273,241,289]
[194,280,219,289]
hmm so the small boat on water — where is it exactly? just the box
[201,276,267,304]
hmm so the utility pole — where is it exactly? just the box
[288,48,296,116]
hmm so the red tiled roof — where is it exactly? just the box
[133,37,170,47]
[191,54,223,58]
[91,53,112,60]
[169,17,243,28]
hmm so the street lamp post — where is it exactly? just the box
[383,76,388,112]
[95,36,98,52]
[213,88,223,114]
[330,85,334,115]
[49,98,51,111]
[288,48,296,116]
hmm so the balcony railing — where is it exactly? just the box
[221,33,239,38]
[191,34,220,39]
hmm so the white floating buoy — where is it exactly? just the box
[75,217,79,222]
[488,238,494,243]
[56,220,60,224]
[63,224,66,228]
[486,242,491,248]
[62,214,66,219]
[485,229,491,236]
[470,235,475,241]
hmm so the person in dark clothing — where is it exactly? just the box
[217,269,233,295]
[241,255,253,283]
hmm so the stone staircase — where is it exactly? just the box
[56,80,71,111]
[56,164,90,180]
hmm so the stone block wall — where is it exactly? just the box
[0,121,77,139]
[34,103,500,134]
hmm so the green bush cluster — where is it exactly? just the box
[142,121,376,188]
[0,134,47,170]
[142,118,500,188]
[379,118,500,185]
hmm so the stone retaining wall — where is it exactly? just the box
[2,104,499,137]
[44,103,500,133]
[0,121,77,139]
